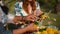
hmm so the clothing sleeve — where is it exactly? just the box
[0,23,12,34]
[14,2,20,12]
[14,2,22,16]
[15,2,19,8]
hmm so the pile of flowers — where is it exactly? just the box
[33,11,60,34]
[35,28,60,34]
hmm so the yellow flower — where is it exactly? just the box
[48,31,54,34]
[46,28,53,32]
[58,31,60,34]
[35,32,41,34]
[53,29,60,34]
[54,30,59,34]
[46,28,54,34]
[34,24,38,29]
[53,29,58,32]
[40,26,46,29]
[41,31,48,34]
[41,14,47,19]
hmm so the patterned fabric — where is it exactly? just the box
[14,2,28,16]
[14,2,40,16]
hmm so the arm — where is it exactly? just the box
[0,23,28,34]
[12,27,28,34]
[12,23,39,34]
[0,22,38,34]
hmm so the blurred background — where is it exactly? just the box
[2,0,60,29]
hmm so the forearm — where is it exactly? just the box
[12,28,28,34]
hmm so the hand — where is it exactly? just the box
[34,9,43,16]
[25,23,39,32]
[13,16,22,23]
[12,26,28,34]
[24,15,38,21]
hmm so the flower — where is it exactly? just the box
[41,14,47,19]
[39,26,46,29]
[35,31,41,34]
[34,24,39,29]
[41,31,48,34]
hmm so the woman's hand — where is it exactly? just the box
[13,16,22,23]
[34,9,43,16]
[24,15,38,21]
[25,23,39,32]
